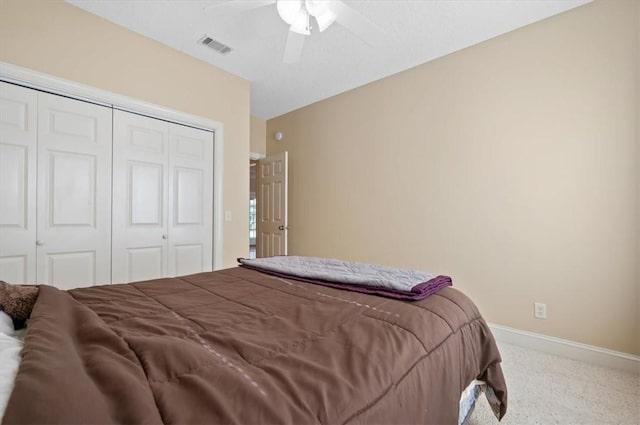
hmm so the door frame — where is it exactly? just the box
[250,152,265,257]
[0,62,225,270]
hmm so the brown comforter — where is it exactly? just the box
[3,267,506,424]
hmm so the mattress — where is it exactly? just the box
[2,266,507,424]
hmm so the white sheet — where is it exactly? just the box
[459,379,487,425]
[0,311,13,335]
[0,311,25,420]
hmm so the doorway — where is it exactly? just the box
[249,152,288,259]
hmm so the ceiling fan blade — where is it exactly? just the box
[330,0,386,47]
[204,0,275,17]
[283,29,306,63]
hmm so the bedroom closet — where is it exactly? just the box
[0,81,215,289]
[112,110,213,283]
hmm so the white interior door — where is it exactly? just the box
[168,123,213,276]
[0,82,37,284]
[36,92,112,289]
[257,151,288,257]
[112,110,169,284]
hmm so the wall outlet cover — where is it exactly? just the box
[534,302,547,319]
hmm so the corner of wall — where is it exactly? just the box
[250,115,267,156]
[636,0,640,355]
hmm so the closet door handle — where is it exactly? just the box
[162,234,168,240]
[36,240,44,246]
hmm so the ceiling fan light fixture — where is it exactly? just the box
[276,0,302,25]
[290,12,311,35]
[305,0,335,32]
[304,0,328,15]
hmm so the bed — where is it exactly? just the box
[0,257,507,424]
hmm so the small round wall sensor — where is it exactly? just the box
[274,131,283,141]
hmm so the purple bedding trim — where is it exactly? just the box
[238,262,452,301]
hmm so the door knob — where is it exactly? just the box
[36,240,44,246]
[162,234,168,239]
[278,225,285,231]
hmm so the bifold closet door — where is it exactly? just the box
[112,110,213,283]
[112,110,169,283]
[0,82,37,284]
[0,83,112,287]
[36,93,112,288]
[167,123,213,276]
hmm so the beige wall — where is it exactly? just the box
[268,0,640,354]
[250,115,267,156]
[0,0,251,268]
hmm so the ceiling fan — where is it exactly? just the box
[204,0,385,63]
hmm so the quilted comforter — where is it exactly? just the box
[2,266,506,424]
[238,256,452,300]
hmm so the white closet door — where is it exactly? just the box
[0,82,38,284]
[168,123,213,276]
[112,110,169,283]
[36,92,112,288]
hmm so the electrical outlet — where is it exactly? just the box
[534,302,547,319]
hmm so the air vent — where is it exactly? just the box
[199,35,233,55]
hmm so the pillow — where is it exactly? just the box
[0,281,39,325]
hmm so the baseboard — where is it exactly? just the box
[488,323,640,375]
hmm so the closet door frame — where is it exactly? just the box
[0,62,224,271]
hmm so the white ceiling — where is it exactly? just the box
[67,0,590,119]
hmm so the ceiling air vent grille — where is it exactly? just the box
[199,36,232,55]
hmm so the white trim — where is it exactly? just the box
[213,128,224,270]
[0,61,225,270]
[489,323,640,375]
[250,152,266,160]
[0,62,221,131]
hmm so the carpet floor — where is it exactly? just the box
[467,342,639,425]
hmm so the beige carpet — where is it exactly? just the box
[467,342,640,425]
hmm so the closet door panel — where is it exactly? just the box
[0,82,37,284]
[36,93,112,288]
[130,162,164,224]
[112,110,169,283]
[168,124,213,276]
